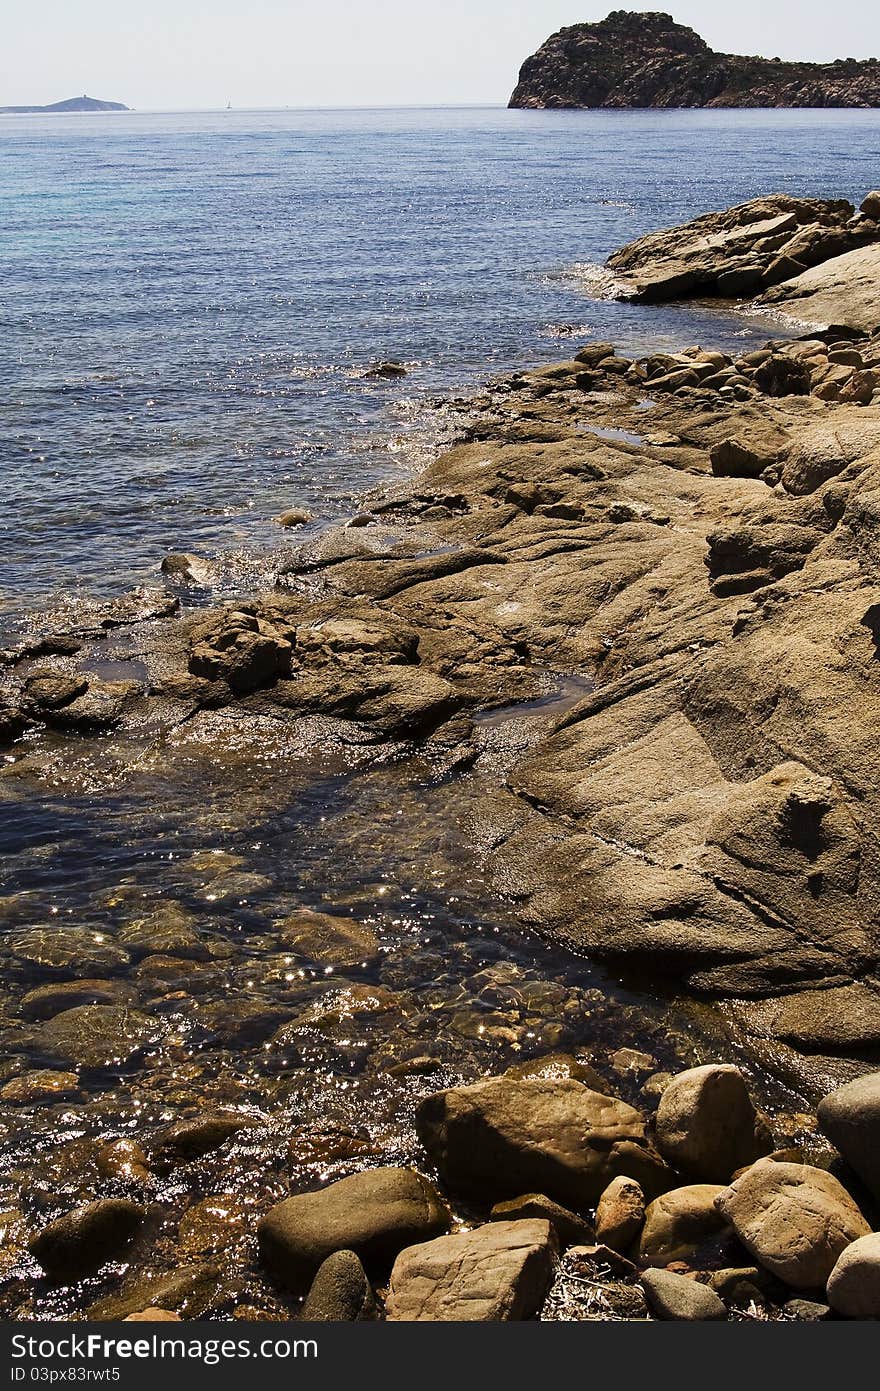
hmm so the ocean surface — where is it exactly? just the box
[2,105,879,631]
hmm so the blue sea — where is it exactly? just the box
[2,105,879,632]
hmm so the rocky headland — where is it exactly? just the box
[3,191,880,1321]
[510,11,880,110]
[0,96,128,114]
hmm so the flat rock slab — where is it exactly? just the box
[385,1219,556,1321]
[416,1076,671,1208]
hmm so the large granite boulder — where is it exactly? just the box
[715,1160,870,1289]
[654,1065,773,1182]
[415,1077,671,1208]
[760,243,880,333]
[826,1233,880,1319]
[817,1074,880,1201]
[258,1168,449,1291]
[385,1219,556,1321]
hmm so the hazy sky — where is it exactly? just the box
[4,1,880,109]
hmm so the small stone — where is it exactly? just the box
[258,1167,449,1292]
[277,510,313,529]
[385,1220,556,1321]
[826,1233,880,1319]
[654,1065,772,1182]
[595,1176,645,1253]
[641,1268,727,1321]
[29,1199,146,1281]
[783,1298,832,1321]
[23,671,88,710]
[366,361,407,379]
[124,1310,182,1322]
[19,978,138,1020]
[715,1159,870,1290]
[8,927,129,975]
[489,1194,592,1248]
[609,1047,656,1075]
[300,1250,376,1321]
[504,1052,611,1094]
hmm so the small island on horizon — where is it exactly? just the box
[510,10,880,109]
[0,94,128,114]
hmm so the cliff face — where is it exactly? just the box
[509,11,880,109]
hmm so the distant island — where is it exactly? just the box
[510,10,880,109]
[0,94,128,114]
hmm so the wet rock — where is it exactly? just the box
[504,1052,611,1094]
[258,1167,449,1291]
[88,1264,223,1321]
[32,1004,164,1070]
[367,361,407,379]
[489,1194,592,1248]
[23,670,88,710]
[654,1065,773,1182]
[19,978,139,1020]
[415,1077,671,1209]
[299,1250,376,1321]
[277,908,380,967]
[97,1139,151,1183]
[7,928,129,976]
[177,1195,249,1259]
[715,1159,870,1289]
[161,553,214,585]
[638,1185,730,1267]
[277,510,313,528]
[702,1266,768,1306]
[608,1047,656,1076]
[817,1072,880,1201]
[118,903,210,961]
[29,1199,146,1281]
[152,1112,257,1167]
[198,999,291,1045]
[0,1070,79,1104]
[47,678,141,731]
[640,1268,727,1322]
[595,1175,646,1252]
[385,1220,556,1321]
[124,1310,182,1322]
[826,1234,880,1318]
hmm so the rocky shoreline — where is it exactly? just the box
[3,190,880,1320]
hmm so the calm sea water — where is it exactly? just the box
[2,105,879,630]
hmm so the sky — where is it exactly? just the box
[3,1,880,110]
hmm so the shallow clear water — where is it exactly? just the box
[3,105,880,627]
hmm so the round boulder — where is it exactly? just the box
[715,1159,870,1290]
[827,1233,880,1319]
[817,1072,880,1203]
[300,1250,376,1321]
[595,1175,646,1253]
[654,1064,772,1182]
[29,1199,146,1282]
[638,1185,729,1267]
